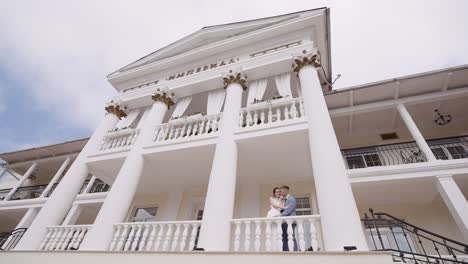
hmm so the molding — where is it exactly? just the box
[152,88,176,109]
[292,50,321,72]
[222,70,247,90]
[105,101,127,119]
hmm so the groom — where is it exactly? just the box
[279,185,298,251]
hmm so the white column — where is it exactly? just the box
[161,189,184,221]
[80,98,170,250]
[82,175,97,194]
[4,162,37,201]
[436,175,468,242]
[197,73,244,251]
[40,157,71,198]
[397,104,437,161]
[15,111,120,250]
[297,60,368,251]
[240,183,261,218]
[62,205,83,225]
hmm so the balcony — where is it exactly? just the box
[152,113,221,145]
[100,128,140,152]
[0,179,110,202]
[342,135,468,169]
[238,97,305,131]
[39,225,91,250]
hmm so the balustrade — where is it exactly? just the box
[109,221,201,252]
[40,225,91,251]
[231,215,320,252]
[100,128,140,151]
[153,114,221,143]
[238,97,305,129]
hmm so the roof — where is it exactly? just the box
[0,138,89,165]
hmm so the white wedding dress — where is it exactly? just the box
[267,197,283,217]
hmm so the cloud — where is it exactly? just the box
[0,0,467,140]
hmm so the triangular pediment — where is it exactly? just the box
[111,8,326,76]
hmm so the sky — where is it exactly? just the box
[0,0,467,153]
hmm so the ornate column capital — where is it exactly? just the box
[222,69,247,90]
[105,101,127,119]
[292,50,321,73]
[151,88,176,109]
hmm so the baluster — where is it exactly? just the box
[199,119,206,134]
[260,110,265,124]
[290,101,298,119]
[253,111,259,126]
[146,224,157,251]
[62,227,75,250]
[310,220,318,251]
[265,220,272,251]
[163,224,174,251]
[275,108,281,122]
[296,219,305,251]
[179,224,189,251]
[239,111,244,127]
[211,117,219,132]
[154,224,166,251]
[40,228,53,250]
[286,219,294,251]
[116,225,130,251]
[55,227,69,250]
[137,224,149,251]
[180,124,187,138]
[247,110,253,126]
[244,221,251,252]
[168,126,175,140]
[188,223,199,251]
[276,220,283,252]
[49,227,62,250]
[67,228,80,250]
[233,221,241,252]
[283,104,289,121]
[186,123,193,137]
[171,224,181,251]
[192,122,199,136]
[124,225,136,251]
[73,227,87,250]
[267,106,273,124]
[205,119,212,133]
[254,221,261,252]
[131,224,143,251]
[299,100,305,117]
[110,225,122,251]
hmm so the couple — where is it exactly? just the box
[267,185,298,251]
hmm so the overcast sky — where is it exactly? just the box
[0,0,467,153]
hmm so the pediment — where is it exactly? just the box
[110,8,326,76]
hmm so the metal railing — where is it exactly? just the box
[0,228,27,250]
[362,208,468,264]
[343,135,468,169]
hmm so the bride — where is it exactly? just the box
[267,187,288,217]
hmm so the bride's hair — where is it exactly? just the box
[272,187,279,197]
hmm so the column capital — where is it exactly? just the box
[105,101,127,119]
[292,50,321,73]
[222,69,247,90]
[151,88,175,109]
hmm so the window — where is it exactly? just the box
[346,156,366,169]
[364,154,382,167]
[295,197,311,215]
[447,146,468,159]
[431,147,448,160]
[132,207,158,222]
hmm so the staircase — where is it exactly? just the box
[362,208,468,264]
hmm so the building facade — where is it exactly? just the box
[1,7,467,264]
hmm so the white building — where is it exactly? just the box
[1,7,467,264]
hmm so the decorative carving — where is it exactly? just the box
[105,101,127,119]
[222,69,247,90]
[152,88,175,109]
[292,50,321,72]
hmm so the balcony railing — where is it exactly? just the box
[153,114,221,144]
[238,97,305,130]
[0,228,27,250]
[100,128,140,151]
[231,215,321,252]
[40,225,91,251]
[110,221,202,252]
[342,135,468,169]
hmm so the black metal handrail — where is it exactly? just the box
[362,208,468,264]
[0,228,27,250]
